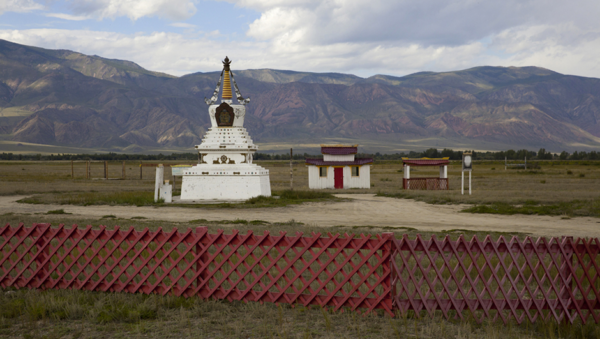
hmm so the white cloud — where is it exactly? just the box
[1,0,600,79]
[46,13,90,21]
[67,0,197,21]
[488,24,600,77]
[0,0,44,15]
[227,0,600,47]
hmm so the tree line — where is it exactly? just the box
[0,148,598,161]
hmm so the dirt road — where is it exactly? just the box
[1,194,599,237]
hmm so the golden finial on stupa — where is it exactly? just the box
[222,56,232,100]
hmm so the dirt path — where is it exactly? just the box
[1,194,599,237]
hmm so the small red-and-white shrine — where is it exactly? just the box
[402,157,449,190]
[306,145,373,189]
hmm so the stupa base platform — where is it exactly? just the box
[170,196,246,204]
[180,165,271,201]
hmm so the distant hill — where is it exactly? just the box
[1,39,599,154]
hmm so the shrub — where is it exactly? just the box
[46,209,69,215]
[279,190,333,200]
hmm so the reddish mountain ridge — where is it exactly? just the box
[1,39,599,153]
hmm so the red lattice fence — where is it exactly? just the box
[1,224,600,324]
[0,223,393,315]
[392,235,600,324]
[402,178,449,190]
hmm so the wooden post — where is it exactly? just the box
[71,160,74,178]
[140,161,143,180]
[86,161,90,179]
[290,148,293,191]
[122,161,125,179]
[104,161,108,179]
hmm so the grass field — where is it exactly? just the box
[1,159,599,216]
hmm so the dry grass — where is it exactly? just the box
[2,287,600,339]
[2,160,599,216]
[1,159,598,202]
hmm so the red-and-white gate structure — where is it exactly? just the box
[402,158,449,190]
[2,223,600,324]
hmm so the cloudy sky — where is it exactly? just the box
[1,0,599,78]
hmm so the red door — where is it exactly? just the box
[334,167,343,189]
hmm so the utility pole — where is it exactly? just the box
[290,148,293,191]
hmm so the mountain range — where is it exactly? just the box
[1,39,599,154]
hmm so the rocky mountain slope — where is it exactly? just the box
[1,39,599,153]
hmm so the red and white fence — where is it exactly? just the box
[402,178,449,190]
[1,223,600,324]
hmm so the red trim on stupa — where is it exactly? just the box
[402,159,449,166]
[321,146,357,155]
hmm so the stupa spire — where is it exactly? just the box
[222,56,233,100]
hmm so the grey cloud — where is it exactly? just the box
[69,0,109,15]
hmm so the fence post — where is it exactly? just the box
[122,161,125,179]
[86,161,89,179]
[195,227,209,298]
[71,160,74,178]
[104,161,108,179]
[140,161,143,180]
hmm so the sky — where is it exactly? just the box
[0,0,599,78]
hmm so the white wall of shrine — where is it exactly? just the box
[323,154,355,162]
[307,165,371,189]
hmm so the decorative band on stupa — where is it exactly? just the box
[222,56,233,100]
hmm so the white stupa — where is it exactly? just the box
[179,57,271,201]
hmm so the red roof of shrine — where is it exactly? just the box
[320,144,358,155]
[305,158,373,166]
[402,158,450,166]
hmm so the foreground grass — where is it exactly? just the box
[463,200,600,218]
[18,191,160,207]
[16,190,342,209]
[2,287,600,338]
[0,213,530,241]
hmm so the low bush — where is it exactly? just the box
[46,209,70,215]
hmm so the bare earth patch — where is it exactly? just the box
[3,194,599,238]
